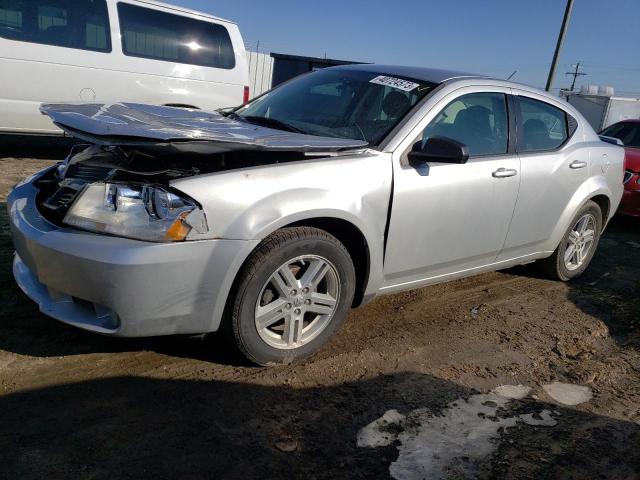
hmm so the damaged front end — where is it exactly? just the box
[34,147,210,242]
[35,103,368,242]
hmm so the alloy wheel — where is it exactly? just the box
[254,255,341,349]
[564,213,596,271]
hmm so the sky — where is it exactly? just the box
[174,0,640,96]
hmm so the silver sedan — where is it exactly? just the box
[8,64,624,364]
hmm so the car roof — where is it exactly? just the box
[328,63,489,84]
[132,0,236,25]
[326,64,582,114]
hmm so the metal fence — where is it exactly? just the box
[247,51,274,100]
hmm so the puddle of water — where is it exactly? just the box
[357,385,556,480]
[543,382,593,406]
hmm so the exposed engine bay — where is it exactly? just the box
[35,144,330,226]
[35,102,369,227]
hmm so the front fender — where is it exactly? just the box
[172,153,393,297]
[227,189,374,241]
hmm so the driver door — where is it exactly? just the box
[383,88,520,291]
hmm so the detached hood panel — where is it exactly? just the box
[40,103,368,152]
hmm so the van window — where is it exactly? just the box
[0,0,111,52]
[117,3,235,70]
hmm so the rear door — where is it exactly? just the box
[497,91,587,261]
[383,87,521,290]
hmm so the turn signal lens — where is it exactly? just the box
[165,213,192,241]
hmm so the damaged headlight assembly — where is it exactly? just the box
[63,182,207,242]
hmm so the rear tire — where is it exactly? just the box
[227,227,355,365]
[538,201,602,281]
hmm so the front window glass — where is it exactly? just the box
[600,122,640,148]
[117,3,235,69]
[0,0,111,52]
[421,92,509,156]
[236,69,437,145]
[518,96,568,152]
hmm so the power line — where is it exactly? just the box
[565,62,588,91]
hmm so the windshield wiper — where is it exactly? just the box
[241,116,307,134]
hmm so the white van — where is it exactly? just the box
[0,0,249,134]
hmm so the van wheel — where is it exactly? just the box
[539,201,602,281]
[228,227,355,365]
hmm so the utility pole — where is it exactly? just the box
[545,0,574,92]
[566,62,587,91]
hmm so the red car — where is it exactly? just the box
[600,120,640,217]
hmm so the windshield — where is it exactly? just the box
[600,122,640,148]
[235,69,438,145]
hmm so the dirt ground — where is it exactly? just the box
[0,137,639,480]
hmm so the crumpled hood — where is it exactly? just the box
[40,103,368,152]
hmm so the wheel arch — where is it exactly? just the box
[223,216,372,317]
[283,217,371,307]
[589,194,611,225]
[545,178,615,253]
[216,217,373,336]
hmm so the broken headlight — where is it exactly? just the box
[64,182,206,242]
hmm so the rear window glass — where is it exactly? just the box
[0,0,111,52]
[117,2,235,69]
[518,96,568,152]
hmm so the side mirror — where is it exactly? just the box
[408,136,470,166]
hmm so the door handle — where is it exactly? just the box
[570,160,588,169]
[492,168,518,178]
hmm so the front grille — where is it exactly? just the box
[65,164,113,182]
[42,181,85,215]
[42,185,80,212]
[34,147,114,225]
[624,170,634,184]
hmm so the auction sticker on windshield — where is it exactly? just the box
[370,75,420,92]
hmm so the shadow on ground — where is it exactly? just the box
[0,134,78,160]
[0,371,638,480]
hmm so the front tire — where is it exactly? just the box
[539,201,602,281]
[228,227,356,365]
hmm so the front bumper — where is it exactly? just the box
[8,176,258,337]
